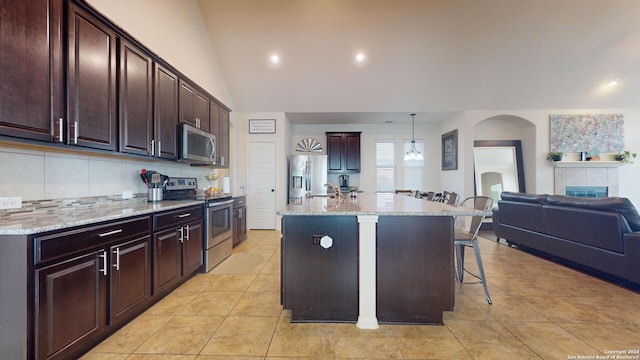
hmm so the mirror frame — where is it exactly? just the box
[473,140,526,197]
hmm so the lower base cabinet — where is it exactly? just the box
[281,216,358,321]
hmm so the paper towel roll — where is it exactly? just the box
[222,176,230,194]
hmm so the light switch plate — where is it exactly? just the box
[0,197,22,210]
[122,191,133,199]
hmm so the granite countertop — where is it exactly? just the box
[278,193,490,216]
[0,198,203,236]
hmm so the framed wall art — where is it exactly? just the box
[249,119,276,134]
[442,129,458,171]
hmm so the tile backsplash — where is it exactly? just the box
[0,144,226,202]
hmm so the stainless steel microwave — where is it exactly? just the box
[179,123,216,165]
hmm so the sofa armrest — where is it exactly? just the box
[492,208,502,238]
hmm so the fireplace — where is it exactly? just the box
[553,161,620,197]
[565,186,608,198]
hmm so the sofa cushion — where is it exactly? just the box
[546,195,640,232]
[543,205,626,253]
[500,192,548,204]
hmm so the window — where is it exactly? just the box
[403,140,424,190]
[376,140,395,192]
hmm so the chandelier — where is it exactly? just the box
[404,113,424,161]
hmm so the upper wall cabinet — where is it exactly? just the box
[119,40,153,156]
[153,63,179,159]
[326,132,361,173]
[68,3,118,151]
[179,80,209,131]
[209,102,230,167]
[0,0,64,142]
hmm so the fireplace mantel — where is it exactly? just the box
[552,161,623,168]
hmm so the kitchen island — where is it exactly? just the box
[278,193,487,328]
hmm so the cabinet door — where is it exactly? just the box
[219,109,230,167]
[68,3,117,150]
[154,63,179,159]
[119,40,153,156]
[326,134,344,172]
[344,133,361,172]
[110,235,152,324]
[36,250,108,360]
[282,216,358,321]
[183,220,203,275]
[0,0,63,142]
[194,92,209,131]
[154,228,182,294]
[178,80,196,127]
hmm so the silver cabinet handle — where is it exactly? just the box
[99,251,108,276]
[157,141,161,156]
[73,120,79,144]
[177,213,191,218]
[98,229,123,237]
[56,117,64,142]
[184,225,190,241]
[150,139,155,156]
[112,247,120,270]
[178,227,184,243]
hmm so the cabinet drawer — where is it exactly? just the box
[233,197,246,208]
[35,216,151,265]
[153,205,203,230]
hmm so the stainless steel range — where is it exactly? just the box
[163,177,233,272]
[200,194,233,272]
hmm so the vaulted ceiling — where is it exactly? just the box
[197,0,640,123]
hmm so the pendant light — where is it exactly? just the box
[404,113,424,161]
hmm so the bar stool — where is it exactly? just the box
[454,196,493,304]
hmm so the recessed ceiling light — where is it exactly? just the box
[355,53,366,62]
[269,54,280,64]
[607,77,620,87]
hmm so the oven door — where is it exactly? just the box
[206,200,233,248]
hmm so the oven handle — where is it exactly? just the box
[207,199,234,207]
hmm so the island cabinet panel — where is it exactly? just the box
[68,3,118,151]
[376,216,455,324]
[281,216,358,322]
[0,0,63,142]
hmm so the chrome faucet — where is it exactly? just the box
[324,183,339,197]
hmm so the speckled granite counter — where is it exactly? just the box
[279,192,488,216]
[0,198,202,235]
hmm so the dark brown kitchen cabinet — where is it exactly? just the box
[281,216,358,321]
[209,102,231,167]
[326,132,361,173]
[179,80,209,130]
[68,3,118,151]
[153,206,204,295]
[0,0,64,142]
[33,216,151,360]
[36,250,108,360]
[233,196,247,246]
[153,63,179,159]
[109,236,152,325]
[119,40,153,156]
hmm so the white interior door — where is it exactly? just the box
[248,141,276,229]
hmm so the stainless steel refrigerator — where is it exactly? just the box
[288,155,328,202]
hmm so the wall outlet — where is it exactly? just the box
[0,197,22,210]
[122,191,133,199]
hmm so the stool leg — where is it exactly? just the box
[471,239,492,304]
[454,244,465,282]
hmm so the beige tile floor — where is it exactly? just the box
[82,230,640,360]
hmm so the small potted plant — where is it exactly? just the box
[546,151,564,161]
[614,150,637,163]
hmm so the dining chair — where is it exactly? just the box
[454,196,493,304]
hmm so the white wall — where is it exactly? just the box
[463,109,640,206]
[86,0,233,108]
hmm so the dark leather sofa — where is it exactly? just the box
[493,192,640,289]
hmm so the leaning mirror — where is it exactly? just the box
[473,140,525,211]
